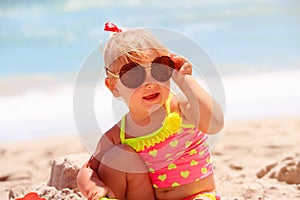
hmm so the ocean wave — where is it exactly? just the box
[223,69,300,120]
[1,69,300,141]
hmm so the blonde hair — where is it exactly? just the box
[103,29,169,72]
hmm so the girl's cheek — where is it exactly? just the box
[116,82,137,103]
[159,80,171,90]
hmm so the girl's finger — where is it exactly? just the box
[107,188,116,198]
[179,62,192,75]
[170,54,185,71]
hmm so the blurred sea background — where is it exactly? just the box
[0,0,299,141]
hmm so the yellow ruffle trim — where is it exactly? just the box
[195,192,218,200]
[124,112,182,152]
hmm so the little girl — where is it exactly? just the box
[77,22,224,200]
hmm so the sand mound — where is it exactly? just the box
[8,153,89,200]
[257,154,300,184]
[8,185,84,200]
[48,153,89,190]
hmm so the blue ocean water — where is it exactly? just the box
[0,0,299,77]
[1,0,300,142]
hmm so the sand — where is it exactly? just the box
[212,117,300,199]
[1,117,300,199]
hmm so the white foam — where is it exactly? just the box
[222,69,300,120]
[0,76,76,141]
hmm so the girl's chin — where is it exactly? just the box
[148,104,164,114]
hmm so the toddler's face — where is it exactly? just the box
[110,53,171,114]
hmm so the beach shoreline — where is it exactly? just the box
[1,116,300,199]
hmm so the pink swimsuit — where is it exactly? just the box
[120,112,213,188]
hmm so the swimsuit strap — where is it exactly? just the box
[165,94,172,115]
[120,115,126,144]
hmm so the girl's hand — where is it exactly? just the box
[170,54,192,75]
[87,186,116,200]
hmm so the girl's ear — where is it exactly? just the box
[105,78,121,97]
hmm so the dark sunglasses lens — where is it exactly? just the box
[120,63,145,88]
[151,56,174,82]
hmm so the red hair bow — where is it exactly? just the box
[104,21,122,33]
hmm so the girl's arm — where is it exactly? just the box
[171,55,224,134]
[77,157,110,199]
[77,131,117,200]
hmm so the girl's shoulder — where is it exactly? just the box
[169,93,192,124]
[104,122,122,145]
[92,122,122,161]
[169,93,182,114]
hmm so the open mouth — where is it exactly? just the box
[143,93,160,101]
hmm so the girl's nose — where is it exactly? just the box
[145,82,156,90]
[143,68,156,86]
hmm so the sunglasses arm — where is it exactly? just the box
[105,68,120,78]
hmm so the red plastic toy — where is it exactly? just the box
[16,192,46,200]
